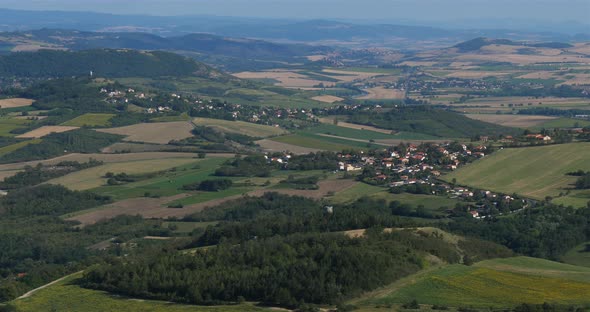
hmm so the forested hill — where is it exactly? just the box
[348,106,519,138]
[0,49,227,79]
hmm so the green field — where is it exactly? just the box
[444,143,590,204]
[562,242,590,268]
[193,117,287,138]
[0,117,30,136]
[356,257,590,308]
[89,157,230,200]
[62,113,116,127]
[12,273,271,312]
[47,158,202,191]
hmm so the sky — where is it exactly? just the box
[0,0,588,24]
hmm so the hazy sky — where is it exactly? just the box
[1,0,588,23]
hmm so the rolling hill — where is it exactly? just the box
[0,49,226,79]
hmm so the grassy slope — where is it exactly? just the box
[12,273,270,312]
[443,143,590,203]
[562,242,590,268]
[62,113,116,127]
[355,257,590,308]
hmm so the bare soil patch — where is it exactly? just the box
[0,98,34,108]
[311,95,344,103]
[16,126,79,138]
[358,87,405,100]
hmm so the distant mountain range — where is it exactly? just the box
[0,29,336,71]
[1,9,587,46]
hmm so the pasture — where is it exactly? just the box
[12,272,269,312]
[16,126,79,138]
[97,121,194,144]
[444,143,590,203]
[0,98,34,109]
[62,113,115,127]
[356,257,590,308]
[193,117,287,137]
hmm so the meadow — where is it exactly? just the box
[444,143,590,204]
[61,113,116,127]
[357,257,590,308]
[12,273,271,312]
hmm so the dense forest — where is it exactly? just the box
[81,193,513,308]
[347,106,517,138]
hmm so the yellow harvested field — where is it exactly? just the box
[306,55,326,61]
[256,139,321,154]
[233,70,335,88]
[0,98,34,108]
[311,95,345,103]
[97,121,194,144]
[47,158,200,190]
[16,126,79,138]
[193,117,287,137]
[465,114,557,128]
[358,87,405,99]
